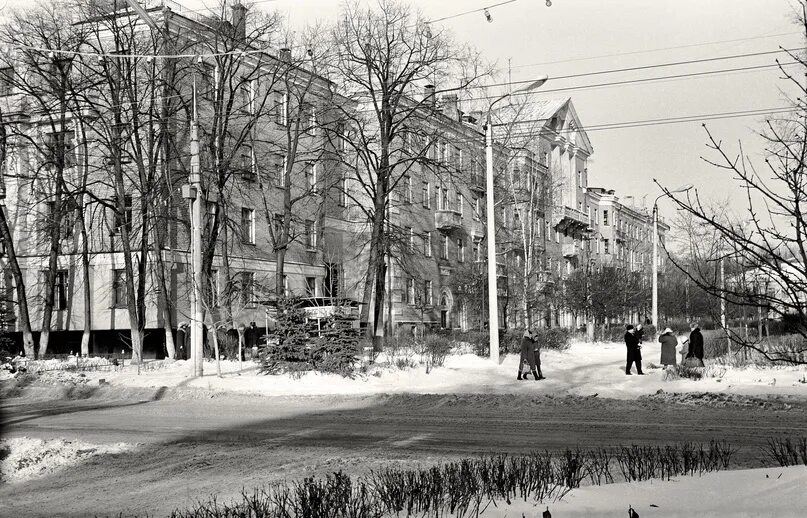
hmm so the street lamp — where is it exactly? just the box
[651,182,693,329]
[485,75,549,364]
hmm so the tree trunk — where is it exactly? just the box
[0,206,35,357]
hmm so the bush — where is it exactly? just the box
[258,297,314,376]
[310,314,360,377]
[762,437,807,467]
[532,328,571,350]
[421,334,452,367]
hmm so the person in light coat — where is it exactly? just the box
[658,327,678,367]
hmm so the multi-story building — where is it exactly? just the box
[0,1,341,356]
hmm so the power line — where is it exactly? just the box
[456,61,798,104]
[457,47,803,94]
[429,0,519,24]
[511,31,801,69]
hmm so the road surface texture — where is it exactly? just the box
[1,386,806,517]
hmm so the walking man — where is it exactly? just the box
[624,324,644,375]
[686,322,705,366]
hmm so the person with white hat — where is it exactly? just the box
[658,327,678,367]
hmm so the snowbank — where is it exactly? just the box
[0,437,134,483]
[19,340,801,400]
[500,465,807,517]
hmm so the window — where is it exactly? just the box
[604,239,610,254]
[305,162,317,192]
[305,276,316,297]
[405,277,415,305]
[603,210,609,226]
[407,227,415,253]
[274,153,287,187]
[0,66,13,96]
[54,270,68,310]
[112,269,127,307]
[472,241,481,262]
[240,271,255,305]
[424,280,433,306]
[209,269,219,307]
[456,193,463,216]
[405,176,412,203]
[441,235,448,259]
[424,231,432,257]
[336,122,347,152]
[113,195,132,234]
[472,197,479,221]
[241,208,255,244]
[324,263,340,298]
[46,200,74,240]
[440,185,449,211]
[339,173,348,207]
[594,208,599,225]
[240,150,255,181]
[305,219,317,249]
[44,131,76,168]
[274,91,288,125]
[422,181,431,208]
[305,104,317,135]
[555,230,560,243]
[457,239,464,262]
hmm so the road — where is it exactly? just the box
[1,389,806,517]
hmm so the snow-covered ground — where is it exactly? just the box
[0,437,134,484]
[18,339,804,400]
[499,465,807,518]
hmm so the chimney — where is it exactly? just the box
[279,47,292,63]
[423,84,435,106]
[232,3,247,41]
[441,94,459,120]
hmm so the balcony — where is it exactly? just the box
[615,228,626,243]
[554,205,590,233]
[469,173,485,193]
[435,210,462,231]
[562,242,579,258]
[469,220,485,240]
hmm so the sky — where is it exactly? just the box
[7,0,804,222]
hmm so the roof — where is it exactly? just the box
[494,97,594,156]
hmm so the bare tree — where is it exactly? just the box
[661,1,807,364]
[326,0,488,347]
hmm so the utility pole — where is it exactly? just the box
[720,255,730,357]
[183,72,205,377]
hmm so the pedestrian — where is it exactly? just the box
[226,325,239,359]
[658,327,678,367]
[517,330,540,381]
[176,322,187,360]
[686,322,705,367]
[245,321,259,359]
[624,324,644,375]
[532,329,546,380]
[635,324,644,345]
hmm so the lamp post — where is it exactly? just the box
[485,75,548,364]
[651,183,693,329]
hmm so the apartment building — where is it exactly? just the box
[0,2,340,355]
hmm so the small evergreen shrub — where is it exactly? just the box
[259,297,313,376]
[310,313,360,377]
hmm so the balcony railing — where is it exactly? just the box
[435,210,462,231]
[562,242,579,258]
[554,205,590,233]
[469,173,485,192]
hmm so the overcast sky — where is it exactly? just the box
[8,0,804,221]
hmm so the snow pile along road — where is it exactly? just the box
[0,437,134,483]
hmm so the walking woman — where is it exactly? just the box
[517,330,540,380]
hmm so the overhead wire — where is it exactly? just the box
[428,0,519,24]
[510,31,802,69]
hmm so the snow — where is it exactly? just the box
[498,466,807,517]
[23,339,804,400]
[0,437,134,484]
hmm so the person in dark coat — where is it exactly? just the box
[176,322,188,360]
[517,331,540,380]
[532,330,546,380]
[624,324,644,375]
[226,326,239,359]
[635,324,644,345]
[245,321,259,359]
[658,327,678,367]
[686,322,705,366]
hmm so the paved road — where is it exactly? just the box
[1,390,805,517]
